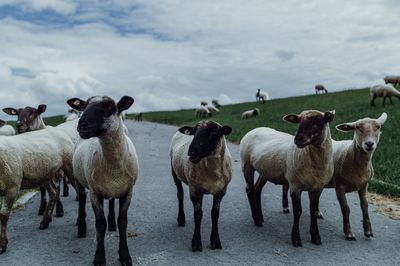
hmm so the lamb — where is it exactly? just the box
[315,84,328,94]
[256,89,269,103]
[383,75,400,86]
[3,105,66,216]
[196,106,211,118]
[0,120,77,253]
[170,120,233,251]
[207,105,220,115]
[242,108,260,119]
[67,95,138,265]
[240,110,335,247]
[0,120,15,136]
[211,99,221,109]
[370,84,400,106]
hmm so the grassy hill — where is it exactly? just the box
[135,88,400,196]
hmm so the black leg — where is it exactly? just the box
[291,190,302,247]
[63,174,69,197]
[92,194,106,266]
[39,182,57,229]
[389,96,393,104]
[254,177,267,225]
[282,185,290,213]
[55,181,64,217]
[108,199,117,232]
[210,191,225,250]
[172,171,185,226]
[309,190,323,245]
[77,184,87,238]
[118,191,133,266]
[190,192,203,252]
[38,186,47,216]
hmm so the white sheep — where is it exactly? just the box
[0,120,15,136]
[240,110,335,247]
[207,105,220,114]
[370,84,400,106]
[196,106,211,118]
[170,121,233,251]
[0,121,77,253]
[65,108,82,121]
[200,101,208,106]
[242,108,260,119]
[3,105,46,133]
[211,99,221,108]
[67,95,138,265]
[383,75,400,86]
[256,89,270,103]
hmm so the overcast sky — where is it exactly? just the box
[1,0,399,119]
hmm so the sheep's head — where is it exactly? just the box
[178,121,232,164]
[283,110,335,148]
[67,95,134,139]
[3,105,46,134]
[336,112,387,153]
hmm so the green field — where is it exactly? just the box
[134,88,400,196]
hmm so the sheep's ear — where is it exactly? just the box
[67,98,87,111]
[283,114,301,123]
[324,110,335,123]
[3,107,19,116]
[178,126,195,135]
[117,96,134,113]
[377,112,387,125]
[336,123,356,132]
[220,125,232,136]
[0,119,5,127]
[37,104,47,114]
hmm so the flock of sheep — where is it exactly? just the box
[0,77,393,265]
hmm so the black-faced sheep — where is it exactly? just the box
[256,89,269,103]
[67,96,138,265]
[315,84,328,94]
[383,75,400,86]
[242,108,260,119]
[240,110,335,247]
[170,121,232,251]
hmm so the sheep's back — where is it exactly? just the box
[0,125,15,136]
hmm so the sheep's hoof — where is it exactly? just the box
[119,257,132,266]
[364,231,373,238]
[345,234,356,241]
[253,218,263,227]
[92,258,106,266]
[192,238,203,252]
[292,239,303,247]
[39,222,49,230]
[108,225,117,232]
[0,239,8,254]
[283,208,290,214]
[177,214,185,226]
[55,210,64,217]
[0,246,6,255]
[77,225,87,238]
[311,236,322,245]
[210,240,222,250]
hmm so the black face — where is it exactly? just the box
[294,116,326,148]
[179,121,232,164]
[3,105,46,133]
[67,95,134,139]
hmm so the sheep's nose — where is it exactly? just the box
[16,120,22,128]
[365,141,374,148]
[295,135,304,142]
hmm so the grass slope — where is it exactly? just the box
[139,88,400,196]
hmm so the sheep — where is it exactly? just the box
[207,105,220,115]
[2,105,67,216]
[137,112,143,121]
[242,108,260,119]
[383,75,400,86]
[256,89,270,103]
[67,95,138,265]
[370,84,400,106]
[0,120,15,136]
[240,110,335,247]
[315,84,328,94]
[65,108,82,121]
[0,121,77,253]
[170,120,233,251]
[211,99,221,109]
[200,101,208,106]
[196,106,211,118]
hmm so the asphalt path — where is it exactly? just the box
[1,121,399,265]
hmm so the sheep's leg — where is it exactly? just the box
[91,193,107,266]
[389,96,393,104]
[172,171,185,226]
[254,176,267,225]
[108,198,117,232]
[55,178,64,218]
[0,186,18,254]
[335,184,355,240]
[243,163,258,225]
[382,96,387,106]
[210,190,225,250]
[39,182,57,229]
[358,185,373,238]
[309,190,323,245]
[290,190,302,247]
[190,191,204,252]
[118,191,133,265]
[370,95,376,106]
[38,186,47,216]
[77,184,87,238]
[62,173,69,197]
[282,185,290,213]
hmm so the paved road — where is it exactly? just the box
[1,121,399,265]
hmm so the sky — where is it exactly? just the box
[0,0,400,119]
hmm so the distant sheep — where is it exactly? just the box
[370,84,400,106]
[200,101,208,106]
[256,89,270,103]
[196,106,211,118]
[242,108,260,119]
[65,108,81,121]
[315,84,328,94]
[0,120,15,136]
[383,75,400,86]
[137,112,143,121]
[207,105,220,115]
[212,99,221,109]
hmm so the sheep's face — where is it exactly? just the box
[336,112,387,153]
[283,110,335,148]
[178,121,232,164]
[67,96,134,139]
[3,105,46,134]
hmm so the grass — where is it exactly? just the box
[138,88,400,197]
